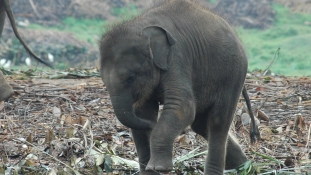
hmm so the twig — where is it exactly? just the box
[28,0,41,18]
[244,83,281,90]
[33,88,68,92]
[257,98,268,110]
[305,123,311,148]
[263,48,280,76]
[32,93,76,103]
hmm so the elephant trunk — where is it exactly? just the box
[110,95,154,130]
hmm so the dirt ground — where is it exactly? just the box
[1,71,311,174]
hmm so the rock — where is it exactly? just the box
[241,113,260,126]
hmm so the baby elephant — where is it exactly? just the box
[100,0,251,174]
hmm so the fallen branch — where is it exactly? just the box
[263,48,280,76]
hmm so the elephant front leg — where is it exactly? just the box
[133,100,159,175]
[132,129,159,175]
[146,98,195,172]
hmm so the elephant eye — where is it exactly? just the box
[127,75,136,85]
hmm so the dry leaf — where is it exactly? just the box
[70,94,77,102]
[24,159,36,166]
[256,86,265,91]
[26,133,33,143]
[178,135,188,146]
[72,116,88,125]
[257,109,269,122]
[59,115,66,125]
[80,116,88,125]
[45,129,56,144]
[64,115,72,125]
[295,115,306,131]
[297,142,305,147]
[66,127,75,138]
[237,102,243,107]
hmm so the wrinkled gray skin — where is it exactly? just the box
[100,0,252,174]
[0,0,52,101]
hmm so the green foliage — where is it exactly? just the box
[238,4,311,76]
[232,160,258,175]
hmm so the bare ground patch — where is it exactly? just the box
[0,70,311,174]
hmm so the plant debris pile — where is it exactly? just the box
[0,69,311,174]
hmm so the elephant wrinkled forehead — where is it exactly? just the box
[101,26,143,51]
[100,38,148,74]
[104,42,146,64]
[101,34,148,64]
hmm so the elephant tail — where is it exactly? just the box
[3,0,53,68]
[242,85,261,144]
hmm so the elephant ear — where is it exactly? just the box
[142,26,176,70]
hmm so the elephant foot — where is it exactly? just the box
[145,157,173,173]
[0,71,13,101]
[139,170,160,175]
[0,84,13,101]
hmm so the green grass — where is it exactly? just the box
[237,4,311,76]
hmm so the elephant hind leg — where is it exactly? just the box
[191,107,247,174]
[191,111,228,174]
[192,118,247,170]
[225,133,247,170]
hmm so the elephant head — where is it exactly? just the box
[100,25,176,130]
